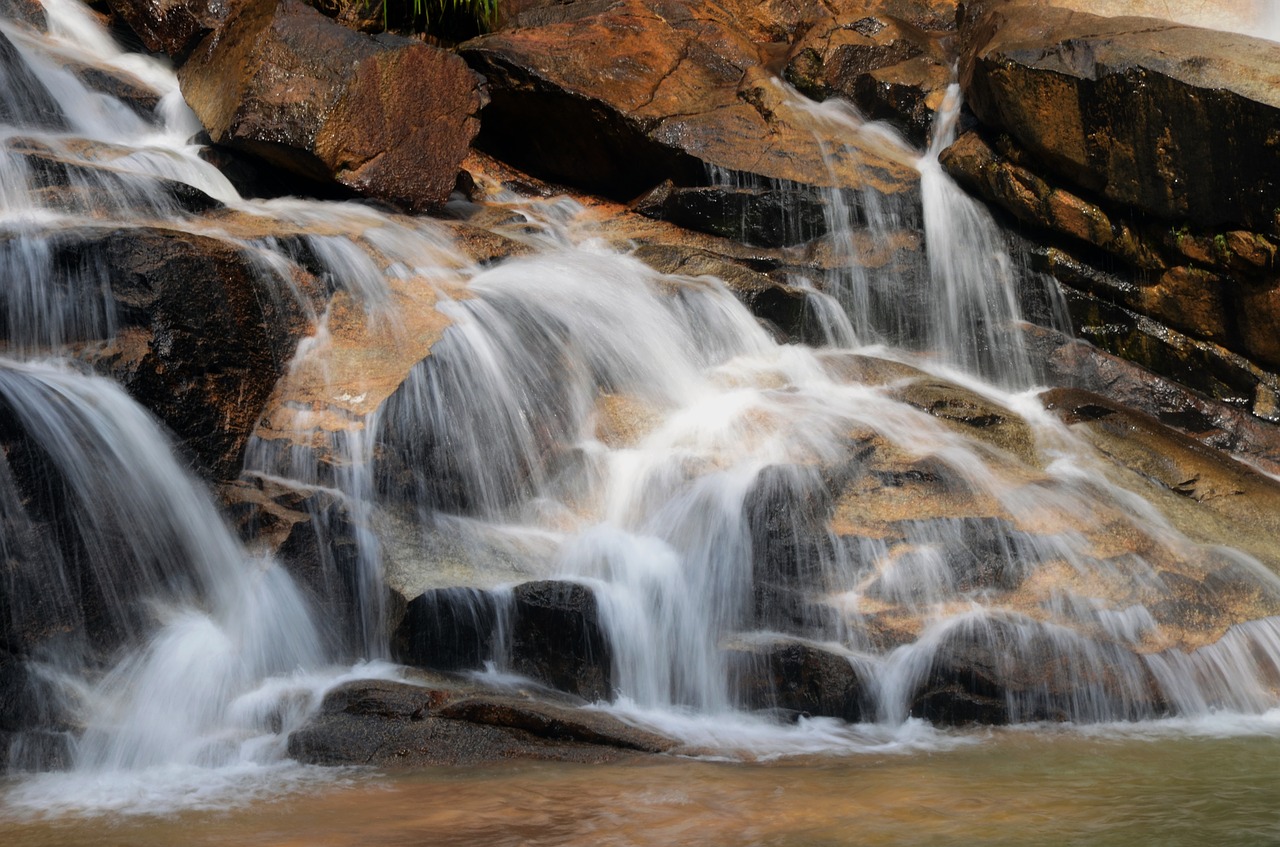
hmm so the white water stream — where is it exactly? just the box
[3,0,1280,819]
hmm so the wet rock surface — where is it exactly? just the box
[728,637,867,722]
[178,0,484,211]
[460,0,919,205]
[509,581,612,702]
[287,676,676,766]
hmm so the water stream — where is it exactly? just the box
[3,0,1280,827]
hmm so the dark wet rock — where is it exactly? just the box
[1039,270,1280,421]
[223,476,368,651]
[178,0,485,211]
[287,678,673,766]
[727,637,866,721]
[509,581,612,702]
[943,129,1280,374]
[0,31,69,131]
[628,243,814,341]
[66,60,162,118]
[36,226,312,478]
[909,615,1161,724]
[103,0,239,58]
[633,181,830,248]
[784,8,952,144]
[745,464,839,633]
[436,695,675,752]
[5,139,222,216]
[460,0,918,202]
[962,5,1280,232]
[394,587,500,672]
[853,55,952,145]
[1020,323,1280,475]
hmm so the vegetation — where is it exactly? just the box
[385,0,497,36]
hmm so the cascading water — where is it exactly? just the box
[5,0,1280,820]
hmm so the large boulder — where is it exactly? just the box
[178,0,485,212]
[287,677,676,767]
[0,225,311,478]
[961,5,1280,232]
[460,0,918,207]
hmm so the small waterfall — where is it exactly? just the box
[0,360,324,772]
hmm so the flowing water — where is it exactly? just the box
[2,0,1280,835]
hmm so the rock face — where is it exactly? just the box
[783,4,955,144]
[728,637,867,721]
[963,5,1280,231]
[0,226,310,479]
[178,0,485,211]
[104,0,235,58]
[945,5,1280,418]
[460,0,918,205]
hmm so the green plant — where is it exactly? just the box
[384,0,498,34]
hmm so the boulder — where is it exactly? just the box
[907,614,1162,724]
[460,0,918,204]
[1041,387,1280,577]
[942,128,1280,375]
[962,5,1280,232]
[103,0,236,58]
[509,581,612,702]
[0,0,47,30]
[178,0,485,211]
[287,677,674,766]
[727,636,867,721]
[394,586,501,672]
[784,7,953,144]
[45,226,313,479]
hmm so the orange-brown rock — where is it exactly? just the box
[104,0,235,57]
[962,5,1280,231]
[460,0,918,201]
[179,0,484,212]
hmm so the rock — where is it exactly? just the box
[891,377,1037,464]
[47,227,312,479]
[633,181,829,248]
[784,8,952,144]
[962,5,1280,232]
[727,636,867,721]
[178,0,485,211]
[1041,387,1280,577]
[4,137,222,216]
[103,0,237,58]
[1020,323,1280,475]
[435,695,675,752]
[65,60,163,118]
[223,476,369,652]
[394,586,500,672]
[1038,257,1280,420]
[0,31,69,131]
[0,0,47,30]
[461,0,918,201]
[509,580,612,702]
[287,677,673,766]
[943,129,1280,374]
[908,614,1162,724]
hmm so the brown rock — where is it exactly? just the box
[461,0,918,200]
[179,0,484,211]
[962,5,1280,231]
[104,0,235,58]
[33,226,311,479]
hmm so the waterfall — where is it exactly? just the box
[4,0,1280,815]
